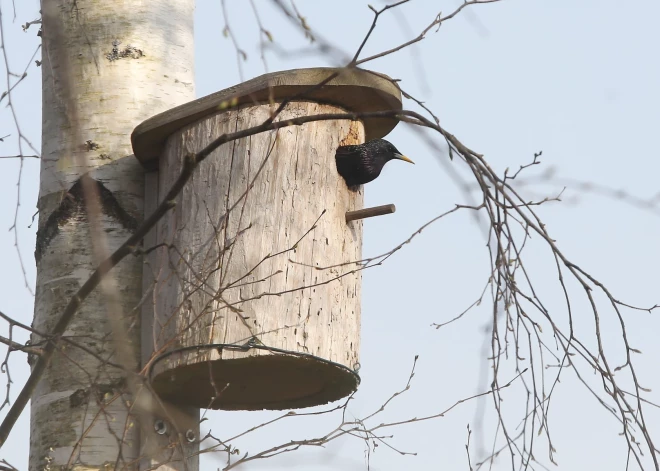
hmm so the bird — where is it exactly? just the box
[335,138,414,188]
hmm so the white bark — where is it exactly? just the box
[32,1,195,470]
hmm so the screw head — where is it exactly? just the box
[154,419,167,435]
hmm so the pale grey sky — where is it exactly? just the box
[1,1,660,470]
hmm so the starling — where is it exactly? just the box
[335,139,414,188]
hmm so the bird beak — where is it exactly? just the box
[394,153,415,164]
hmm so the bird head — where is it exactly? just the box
[370,139,414,166]
[335,138,414,187]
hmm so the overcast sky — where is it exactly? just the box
[1,1,660,470]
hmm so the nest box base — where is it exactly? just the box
[150,353,360,411]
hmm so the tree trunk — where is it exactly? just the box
[31,1,195,469]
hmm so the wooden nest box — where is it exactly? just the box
[131,67,402,410]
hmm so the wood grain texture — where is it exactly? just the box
[145,101,365,410]
[131,67,401,169]
[141,171,199,468]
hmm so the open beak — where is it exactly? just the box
[394,153,415,164]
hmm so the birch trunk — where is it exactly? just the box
[31,1,195,469]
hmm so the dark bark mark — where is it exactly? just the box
[106,40,145,61]
[35,177,138,263]
[69,378,127,408]
[69,388,88,407]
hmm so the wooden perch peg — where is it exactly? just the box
[346,204,396,222]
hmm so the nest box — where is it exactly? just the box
[131,67,401,410]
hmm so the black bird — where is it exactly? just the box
[335,139,414,188]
